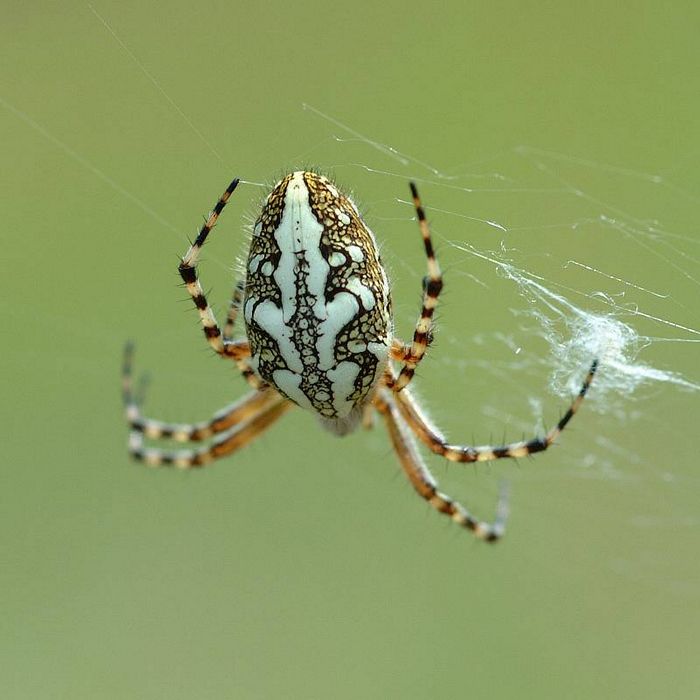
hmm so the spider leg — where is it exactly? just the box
[219,337,265,390]
[175,178,265,389]
[178,178,240,356]
[219,279,266,390]
[392,182,443,393]
[222,280,245,343]
[122,342,276,442]
[360,401,376,430]
[128,392,292,468]
[394,360,598,463]
[374,389,508,542]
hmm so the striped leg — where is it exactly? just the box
[178,178,240,357]
[393,182,443,392]
[222,280,245,342]
[176,180,265,390]
[128,395,292,468]
[375,390,508,542]
[122,341,275,441]
[395,360,598,463]
[219,279,267,391]
[229,351,267,391]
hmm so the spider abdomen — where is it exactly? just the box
[243,171,392,433]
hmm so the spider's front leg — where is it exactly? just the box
[178,180,265,390]
[391,182,444,393]
[178,178,240,356]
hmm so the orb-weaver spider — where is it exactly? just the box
[122,171,597,542]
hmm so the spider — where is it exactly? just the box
[122,171,597,542]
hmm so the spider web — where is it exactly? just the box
[302,106,699,397]
[291,110,699,493]
[4,10,700,700]
[6,11,698,493]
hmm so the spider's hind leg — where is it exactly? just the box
[128,395,291,469]
[394,360,599,463]
[374,389,509,542]
[121,341,275,443]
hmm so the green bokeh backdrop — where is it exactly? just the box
[3,2,699,698]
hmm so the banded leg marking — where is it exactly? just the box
[394,182,443,392]
[220,279,267,391]
[178,178,240,356]
[128,395,292,468]
[122,341,274,441]
[223,280,245,342]
[221,338,266,391]
[375,390,508,542]
[394,360,598,463]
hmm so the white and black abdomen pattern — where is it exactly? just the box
[243,171,391,431]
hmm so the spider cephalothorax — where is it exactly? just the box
[123,171,597,542]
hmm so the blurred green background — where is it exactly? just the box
[3,2,699,698]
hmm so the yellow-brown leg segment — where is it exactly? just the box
[219,279,267,390]
[218,337,266,391]
[222,280,245,343]
[393,182,443,393]
[375,390,509,542]
[395,360,598,463]
[128,394,292,468]
[122,342,276,442]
